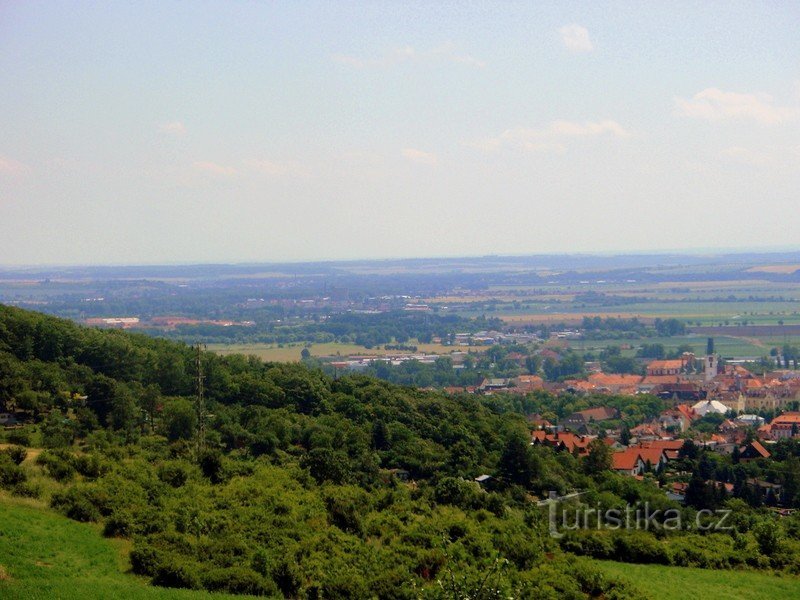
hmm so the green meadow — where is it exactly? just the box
[0,495,251,600]
[593,559,800,600]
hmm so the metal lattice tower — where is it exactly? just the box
[195,343,206,455]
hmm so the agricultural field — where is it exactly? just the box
[568,335,771,359]
[207,341,483,363]
[0,495,247,600]
[593,559,800,600]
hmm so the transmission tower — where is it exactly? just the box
[195,343,207,455]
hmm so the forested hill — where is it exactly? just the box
[0,302,529,479]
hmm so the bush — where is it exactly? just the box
[199,450,226,484]
[36,450,77,482]
[434,476,480,509]
[202,566,277,596]
[74,454,108,479]
[612,531,671,565]
[130,543,162,576]
[50,486,101,522]
[0,454,27,488]
[11,480,42,499]
[151,556,202,590]
[560,531,615,559]
[2,445,27,465]
[6,429,31,446]
[157,461,190,488]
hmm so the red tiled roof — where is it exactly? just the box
[745,440,771,459]
[637,447,667,466]
[612,449,642,470]
[647,360,685,370]
[641,375,683,385]
[640,439,685,451]
[588,373,643,387]
[773,412,800,425]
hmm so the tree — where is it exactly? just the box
[161,398,198,442]
[301,447,350,484]
[371,419,390,451]
[619,425,631,446]
[498,435,539,488]
[685,472,715,510]
[583,438,612,475]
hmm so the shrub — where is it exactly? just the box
[560,531,615,559]
[151,556,202,590]
[612,531,671,565]
[12,480,42,499]
[2,445,27,465]
[36,450,77,482]
[199,450,225,484]
[157,461,190,488]
[6,429,31,446]
[130,543,162,576]
[74,453,108,479]
[0,454,27,488]
[202,566,277,596]
[50,486,101,522]
[434,476,480,509]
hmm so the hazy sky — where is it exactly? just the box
[1,2,799,265]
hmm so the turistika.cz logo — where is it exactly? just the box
[547,501,732,538]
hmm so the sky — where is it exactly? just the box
[1,1,799,265]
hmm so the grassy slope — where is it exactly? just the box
[0,495,255,600]
[3,492,800,600]
[593,560,800,600]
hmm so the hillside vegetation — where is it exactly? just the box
[1,304,800,598]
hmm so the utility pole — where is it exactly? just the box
[195,343,206,456]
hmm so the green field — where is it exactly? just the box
[0,495,250,600]
[207,341,482,362]
[569,334,771,358]
[593,559,800,599]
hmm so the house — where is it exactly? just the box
[603,437,627,451]
[586,373,643,395]
[612,449,646,476]
[478,378,511,393]
[526,413,552,429]
[630,423,663,441]
[646,359,686,376]
[758,412,800,440]
[531,431,593,456]
[562,407,619,432]
[657,408,692,433]
[652,382,705,403]
[0,413,18,426]
[746,478,784,505]
[513,375,544,393]
[691,399,729,417]
[734,414,765,428]
[632,447,669,472]
[739,440,771,462]
[639,438,685,461]
[474,474,495,489]
[611,446,669,476]
[667,482,688,503]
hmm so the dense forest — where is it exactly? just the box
[2,304,800,598]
